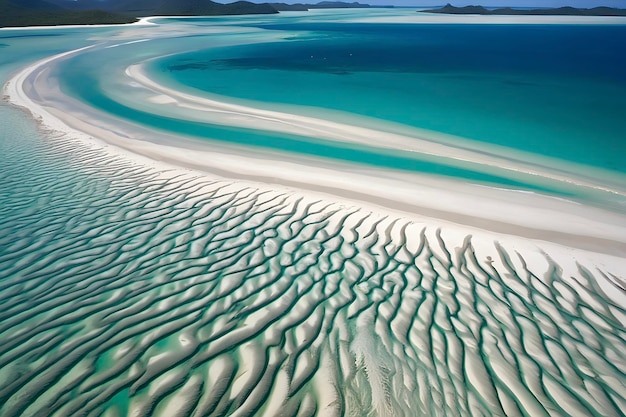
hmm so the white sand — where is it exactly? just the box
[0,16,156,32]
[124,64,626,197]
[4,41,626,415]
[4,45,626,267]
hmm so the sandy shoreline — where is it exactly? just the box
[2,11,625,32]
[0,17,157,31]
[4,45,626,258]
[127,64,626,195]
[2,24,626,415]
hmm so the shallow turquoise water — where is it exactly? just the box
[30,17,625,208]
[153,22,626,173]
[1,12,626,417]
[55,50,572,195]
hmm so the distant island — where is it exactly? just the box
[0,0,376,28]
[0,0,137,27]
[421,3,626,16]
[270,1,373,11]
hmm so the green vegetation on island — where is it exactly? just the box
[0,0,383,28]
[0,0,286,27]
[421,3,626,16]
[149,0,279,16]
[270,1,372,11]
[0,0,136,27]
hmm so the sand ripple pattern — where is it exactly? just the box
[0,127,625,417]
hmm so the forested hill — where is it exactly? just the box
[270,2,372,11]
[0,0,381,28]
[112,0,278,17]
[421,4,626,16]
[0,0,278,28]
[0,0,137,27]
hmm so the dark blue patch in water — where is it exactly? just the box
[232,23,626,83]
[158,23,626,173]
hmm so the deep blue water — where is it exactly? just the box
[238,23,626,82]
[154,23,626,173]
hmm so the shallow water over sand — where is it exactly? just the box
[37,12,626,210]
[1,10,626,417]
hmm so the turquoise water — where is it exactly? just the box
[1,11,626,417]
[35,17,626,208]
[152,22,626,173]
[55,52,568,195]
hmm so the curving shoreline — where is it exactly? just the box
[126,63,626,196]
[4,45,626,256]
[2,16,626,417]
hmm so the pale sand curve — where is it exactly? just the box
[124,63,626,198]
[2,19,626,417]
[5,45,626,256]
[0,126,624,416]
[0,16,156,32]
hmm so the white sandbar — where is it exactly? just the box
[4,44,626,263]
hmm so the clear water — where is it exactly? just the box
[1,10,626,417]
[153,22,626,172]
[36,15,626,209]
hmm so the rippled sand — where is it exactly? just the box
[0,106,624,416]
[1,14,626,417]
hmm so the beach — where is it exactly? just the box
[6,46,626,253]
[1,10,625,417]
